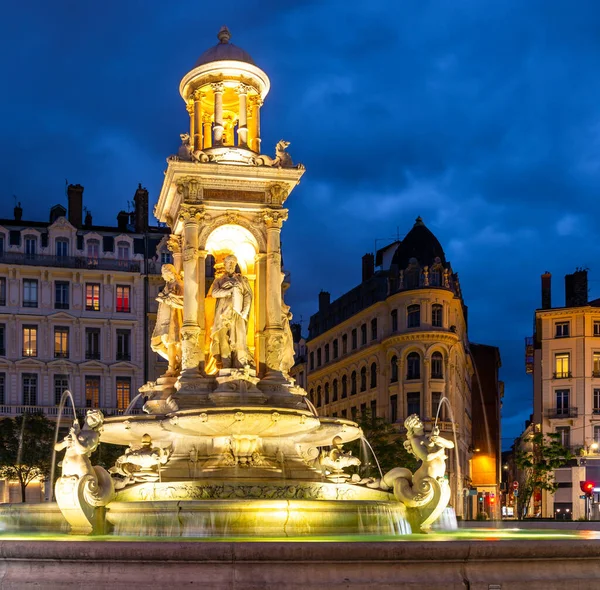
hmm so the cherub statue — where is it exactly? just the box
[319,436,361,482]
[151,264,184,376]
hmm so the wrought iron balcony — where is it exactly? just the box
[553,371,572,379]
[54,351,69,359]
[85,351,101,360]
[0,251,142,273]
[116,352,131,361]
[546,407,578,419]
[593,371,600,378]
[0,405,142,418]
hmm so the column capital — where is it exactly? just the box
[202,112,212,123]
[259,209,289,229]
[183,246,202,262]
[193,89,205,101]
[267,183,289,205]
[249,95,263,108]
[167,235,182,254]
[236,83,251,95]
[211,81,224,93]
[197,249,209,259]
[179,204,207,224]
[186,102,194,116]
[176,177,203,203]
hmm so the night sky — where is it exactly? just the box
[2,1,600,447]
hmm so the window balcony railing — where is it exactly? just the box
[431,372,444,380]
[85,351,101,360]
[0,405,143,418]
[0,251,142,273]
[116,352,131,361]
[54,302,69,310]
[553,371,572,379]
[593,371,600,378]
[54,351,69,359]
[546,407,578,419]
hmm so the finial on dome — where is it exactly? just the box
[217,26,231,44]
[415,216,424,226]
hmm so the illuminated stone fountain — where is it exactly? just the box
[4,27,455,538]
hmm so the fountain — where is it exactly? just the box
[1,26,600,590]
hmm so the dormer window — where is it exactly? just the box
[117,241,130,262]
[87,239,100,263]
[24,235,37,259]
[56,238,69,258]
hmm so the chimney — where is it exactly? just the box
[565,269,588,307]
[290,323,302,343]
[134,183,149,234]
[117,211,129,231]
[14,202,23,222]
[67,184,83,228]
[84,210,93,228]
[318,290,330,312]
[541,272,552,309]
[362,253,375,282]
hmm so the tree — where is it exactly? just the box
[0,413,55,502]
[514,430,573,520]
[347,411,419,477]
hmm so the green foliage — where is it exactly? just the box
[514,431,572,520]
[90,441,127,470]
[347,411,419,477]
[0,413,55,502]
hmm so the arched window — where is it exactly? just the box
[309,388,314,404]
[391,309,398,332]
[360,367,367,392]
[351,371,357,395]
[342,375,348,398]
[56,238,69,258]
[407,304,421,328]
[431,352,443,379]
[370,362,377,389]
[406,352,421,379]
[332,379,338,402]
[324,382,330,405]
[390,356,398,383]
[432,304,443,328]
[317,386,322,407]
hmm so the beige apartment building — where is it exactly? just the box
[303,217,501,517]
[530,270,600,518]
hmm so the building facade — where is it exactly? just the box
[305,217,485,516]
[530,269,600,518]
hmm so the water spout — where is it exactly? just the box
[124,392,145,415]
[433,396,461,509]
[360,436,384,481]
[49,389,78,501]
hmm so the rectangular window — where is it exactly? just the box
[161,252,172,265]
[0,234,4,256]
[391,309,398,333]
[85,328,101,360]
[23,279,38,308]
[594,321,600,337]
[390,394,398,423]
[342,334,348,355]
[116,285,131,313]
[554,353,570,379]
[432,304,443,328]
[594,425,600,446]
[407,391,420,416]
[22,325,37,357]
[309,351,314,371]
[25,237,36,259]
[85,376,100,408]
[54,327,69,358]
[0,372,4,405]
[0,277,6,306]
[360,324,367,345]
[22,373,37,405]
[594,353,600,378]
[0,324,5,356]
[54,375,69,406]
[371,318,377,341]
[55,281,70,310]
[324,344,330,363]
[351,329,357,350]
[56,239,69,258]
[594,389,600,415]
[333,339,338,359]
[555,389,570,416]
[556,426,570,448]
[432,392,444,421]
[116,377,131,409]
[555,322,570,338]
[370,400,377,421]
[317,348,322,367]
[407,304,421,328]
[341,409,347,419]
[351,406,357,421]
[86,284,101,311]
[116,329,131,361]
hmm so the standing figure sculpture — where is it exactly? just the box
[210,255,254,369]
[151,264,184,377]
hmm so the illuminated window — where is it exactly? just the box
[54,375,69,405]
[555,322,569,338]
[85,376,100,408]
[370,362,377,388]
[116,330,131,361]
[554,353,570,378]
[390,356,398,383]
[116,285,130,312]
[407,391,420,416]
[431,352,444,379]
[22,373,38,405]
[86,283,100,311]
[22,325,37,357]
[406,352,420,379]
[432,304,443,328]
[116,377,131,410]
[56,238,69,258]
[55,281,69,309]
[391,309,398,332]
[85,328,101,360]
[54,327,69,358]
[407,305,420,328]
[593,353,600,377]
[23,279,38,308]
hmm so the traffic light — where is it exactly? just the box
[580,481,595,497]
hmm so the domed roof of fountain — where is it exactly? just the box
[194,26,255,67]
[391,217,447,269]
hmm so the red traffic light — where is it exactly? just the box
[580,481,595,496]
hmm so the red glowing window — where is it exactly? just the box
[116,285,130,313]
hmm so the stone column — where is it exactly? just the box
[196,249,208,372]
[186,102,194,148]
[167,235,182,274]
[211,82,225,146]
[193,89,204,152]
[249,96,262,152]
[179,206,203,378]
[202,114,212,149]
[261,209,288,381]
[236,84,249,148]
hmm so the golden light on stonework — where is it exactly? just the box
[205,224,258,274]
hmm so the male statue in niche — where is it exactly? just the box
[210,254,254,370]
